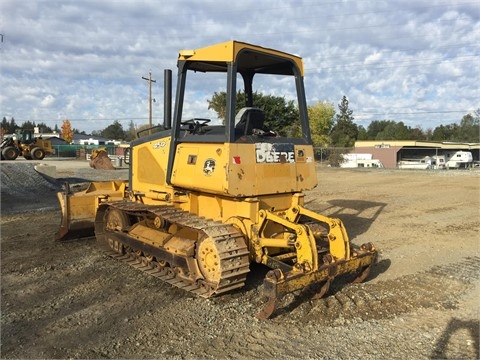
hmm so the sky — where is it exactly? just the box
[0,0,479,134]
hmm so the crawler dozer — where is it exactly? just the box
[56,40,377,318]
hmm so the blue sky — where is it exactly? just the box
[1,0,479,133]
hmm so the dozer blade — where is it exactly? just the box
[257,243,377,319]
[55,181,127,241]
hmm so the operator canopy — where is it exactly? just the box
[178,40,304,76]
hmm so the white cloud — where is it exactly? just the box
[364,52,383,65]
[40,94,55,107]
[437,61,464,77]
[1,0,478,132]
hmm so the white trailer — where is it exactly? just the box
[444,150,473,169]
[398,156,433,170]
[341,153,384,168]
[398,151,473,170]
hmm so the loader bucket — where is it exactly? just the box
[89,148,115,170]
[55,181,127,241]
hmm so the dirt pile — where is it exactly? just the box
[0,161,129,214]
[0,163,61,213]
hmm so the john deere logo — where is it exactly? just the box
[203,159,215,176]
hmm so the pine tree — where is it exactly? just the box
[330,96,358,147]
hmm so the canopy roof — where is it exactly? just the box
[178,40,304,76]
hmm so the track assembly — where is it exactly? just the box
[95,202,251,298]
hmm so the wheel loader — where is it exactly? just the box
[55,40,377,318]
[1,129,53,160]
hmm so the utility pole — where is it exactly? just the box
[142,71,156,131]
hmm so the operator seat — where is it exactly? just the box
[235,107,265,136]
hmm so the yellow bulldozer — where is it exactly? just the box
[55,40,377,318]
[1,129,53,160]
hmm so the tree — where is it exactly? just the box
[457,110,480,142]
[9,117,18,133]
[1,117,8,135]
[424,128,433,141]
[330,96,358,147]
[254,94,298,136]
[125,120,138,141]
[61,119,74,144]
[307,101,335,147]
[357,125,368,140]
[409,125,426,140]
[21,120,36,129]
[208,91,299,136]
[364,120,426,140]
[367,120,394,139]
[207,91,228,122]
[376,121,410,140]
[36,122,53,133]
[1,117,19,134]
[431,123,459,141]
[100,120,126,140]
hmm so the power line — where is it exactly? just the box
[308,56,478,74]
[357,110,472,116]
[11,117,161,123]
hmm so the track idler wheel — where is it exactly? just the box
[104,208,130,254]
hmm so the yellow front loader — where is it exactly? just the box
[56,40,377,318]
[1,129,53,160]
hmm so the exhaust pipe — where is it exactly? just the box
[164,69,172,130]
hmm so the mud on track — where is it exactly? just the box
[1,163,479,359]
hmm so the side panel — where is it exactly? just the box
[171,143,228,193]
[131,136,171,195]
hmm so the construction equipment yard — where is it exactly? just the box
[1,160,479,359]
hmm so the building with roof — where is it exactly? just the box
[71,133,121,145]
[351,141,480,169]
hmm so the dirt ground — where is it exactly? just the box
[1,160,479,359]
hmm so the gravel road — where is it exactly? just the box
[1,160,479,359]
